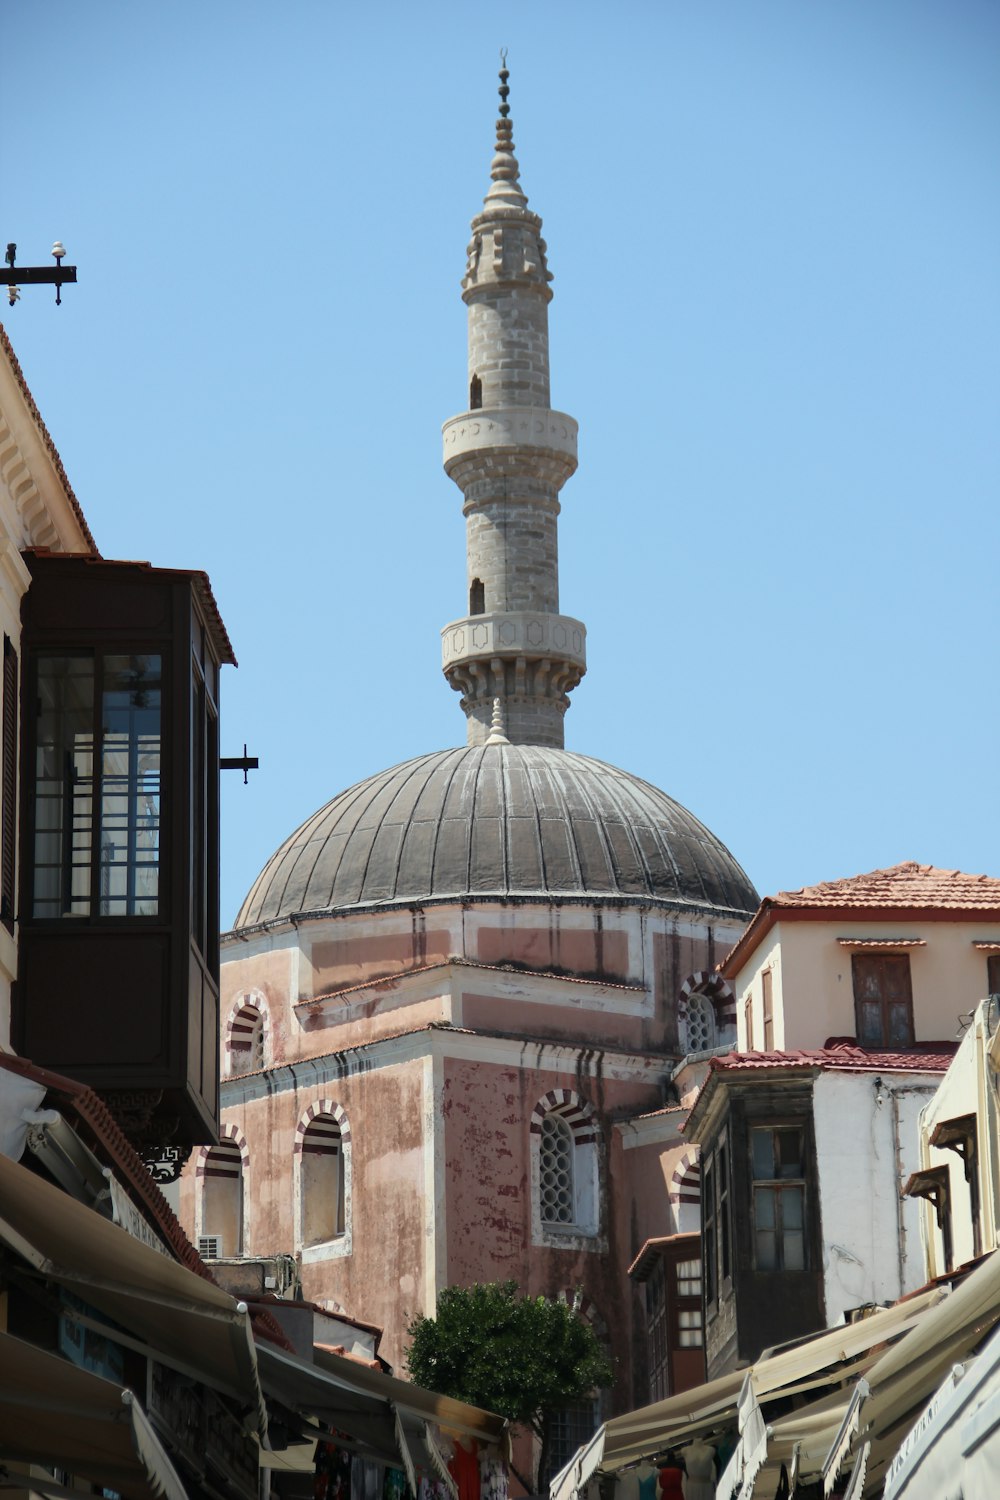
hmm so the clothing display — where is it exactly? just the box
[479,1455,508,1500]
[615,1471,640,1500]
[680,1441,714,1500]
[635,1463,658,1500]
[448,1440,481,1500]
[657,1464,685,1500]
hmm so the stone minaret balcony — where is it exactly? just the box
[441,62,586,749]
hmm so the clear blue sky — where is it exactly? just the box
[4,1,998,926]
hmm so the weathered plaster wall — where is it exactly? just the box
[813,1069,939,1319]
[181,1057,430,1372]
[438,1052,667,1412]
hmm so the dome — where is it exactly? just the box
[234,746,758,930]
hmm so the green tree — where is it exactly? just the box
[405,1281,613,1492]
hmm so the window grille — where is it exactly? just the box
[685,991,716,1052]
[547,1399,600,1484]
[199,1234,222,1259]
[540,1113,575,1225]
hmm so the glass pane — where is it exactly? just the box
[783,1185,805,1229]
[755,1187,776,1229]
[756,1229,777,1271]
[33,657,94,917]
[751,1130,774,1180]
[100,655,161,916]
[776,1130,804,1178]
[783,1231,805,1270]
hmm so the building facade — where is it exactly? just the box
[686,862,1000,1378]
[180,71,758,1434]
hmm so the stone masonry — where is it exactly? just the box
[440,66,586,748]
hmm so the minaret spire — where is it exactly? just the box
[440,60,586,748]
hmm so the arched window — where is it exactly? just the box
[685,990,717,1053]
[295,1102,352,1260]
[469,577,485,616]
[469,373,483,410]
[679,972,737,1053]
[532,1093,600,1240]
[228,1002,264,1075]
[301,1115,345,1245]
[199,1140,244,1258]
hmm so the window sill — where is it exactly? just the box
[301,1236,351,1264]
[533,1224,605,1254]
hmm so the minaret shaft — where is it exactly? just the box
[441,68,586,748]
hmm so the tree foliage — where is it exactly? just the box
[405,1282,613,1488]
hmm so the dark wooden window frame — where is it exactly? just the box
[750,1124,808,1273]
[703,1129,733,1316]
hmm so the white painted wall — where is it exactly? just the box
[918,999,1000,1277]
[813,1069,940,1321]
[733,918,1000,1054]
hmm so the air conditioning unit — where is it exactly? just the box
[199,1235,222,1260]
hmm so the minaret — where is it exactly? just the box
[441,60,585,748]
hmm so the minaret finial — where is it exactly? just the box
[485,696,510,746]
[489,51,524,202]
[498,50,510,119]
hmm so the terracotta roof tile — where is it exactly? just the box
[707,1042,956,1075]
[721,862,1000,976]
[771,862,1000,911]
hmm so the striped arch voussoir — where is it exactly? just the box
[195,1121,248,1176]
[294,1100,351,1154]
[678,971,737,1029]
[225,990,271,1056]
[669,1149,701,1206]
[528,1089,597,1145]
[556,1290,607,1341]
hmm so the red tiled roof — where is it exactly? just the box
[0,323,98,554]
[683,1041,957,1137]
[628,1232,699,1281]
[771,863,1000,911]
[706,1042,956,1076]
[721,862,1000,976]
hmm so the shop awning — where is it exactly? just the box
[0,1329,187,1500]
[259,1340,507,1480]
[821,1249,1000,1495]
[548,1284,945,1500]
[0,1149,265,1435]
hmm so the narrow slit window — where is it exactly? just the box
[470,373,483,409]
[469,578,485,616]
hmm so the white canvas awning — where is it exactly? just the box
[259,1339,507,1477]
[0,1148,266,1436]
[548,1283,947,1500]
[0,1329,187,1500]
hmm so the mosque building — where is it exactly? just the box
[180,67,757,1430]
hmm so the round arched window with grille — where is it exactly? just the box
[685,990,717,1052]
[540,1113,576,1226]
